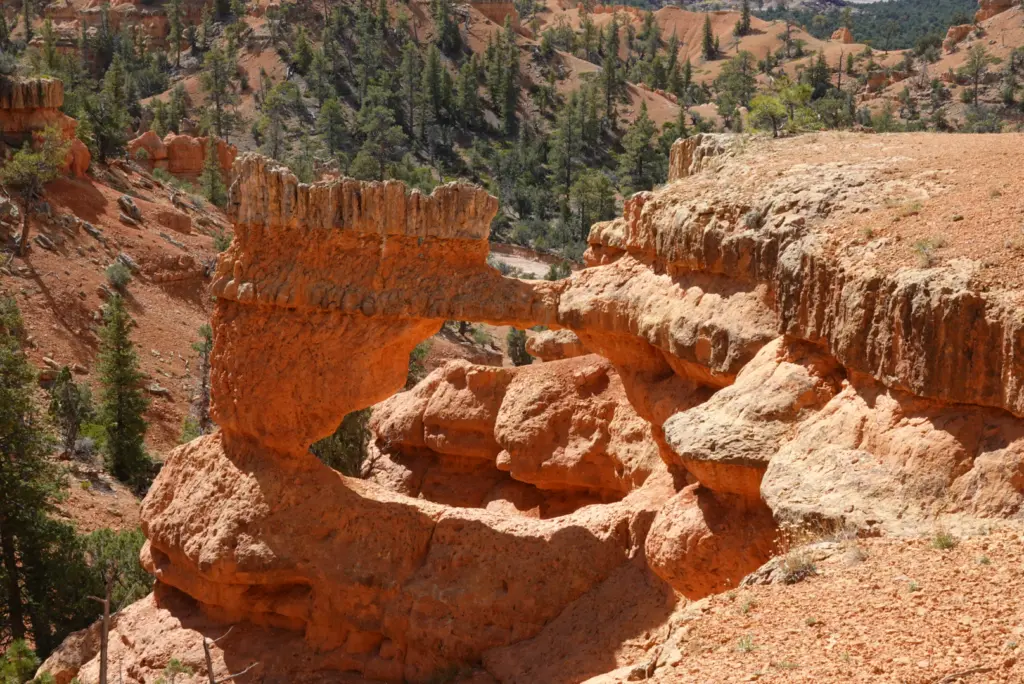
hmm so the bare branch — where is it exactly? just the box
[214,662,259,683]
[209,626,234,644]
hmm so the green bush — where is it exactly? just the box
[105,262,132,290]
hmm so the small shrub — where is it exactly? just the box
[736,634,757,653]
[908,580,922,592]
[781,550,817,585]
[471,326,490,346]
[79,479,91,490]
[180,416,201,444]
[213,229,232,252]
[978,555,991,565]
[805,616,819,626]
[739,597,757,615]
[932,530,958,550]
[105,262,133,290]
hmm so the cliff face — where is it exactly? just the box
[42,134,1024,683]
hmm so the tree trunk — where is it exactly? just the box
[98,570,113,684]
[0,518,26,641]
[17,200,29,256]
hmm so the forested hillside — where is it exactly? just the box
[759,0,978,50]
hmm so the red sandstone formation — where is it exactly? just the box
[943,23,973,52]
[976,0,1015,22]
[128,131,236,179]
[830,26,853,43]
[525,329,588,361]
[42,133,1024,682]
[0,76,90,177]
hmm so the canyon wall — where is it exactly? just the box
[43,134,1024,683]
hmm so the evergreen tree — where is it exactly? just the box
[168,0,183,67]
[317,96,347,154]
[310,408,373,476]
[399,41,420,137]
[549,92,583,216]
[199,134,227,207]
[0,126,68,256]
[501,17,520,135]
[701,13,715,61]
[200,46,239,140]
[569,169,616,241]
[506,328,531,366]
[292,26,314,75]
[734,0,752,37]
[0,299,96,656]
[601,18,620,122]
[422,44,444,126]
[456,57,481,128]
[22,0,31,42]
[0,9,9,50]
[97,296,152,489]
[431,0,461,55]
[618,101,657,194]
[49,367,90,457]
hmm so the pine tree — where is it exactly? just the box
[168,0,183,67]
[501,17,520,135]
[570,169,616,241]
[456,57,481,128]
[22,0,31,42]
[98,295,151,489]
[618,101,657,194]
[506,328,531,366]
[200,134,227,207]
[399,40,420,136]
[318,96,347,154]
[200,46,239,140]
[701,13,715,61]
[431,0,461,55]
[188,324,213,436]
[734,0,752,37]
[49,367,90,457]
[0,299,97,656]
[0,126,68,256]
[549,93,583,216]
[601,18,620,122]
[0,9,9,49]
[422,44,444,126]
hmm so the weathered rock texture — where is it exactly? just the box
[0,76,90,176]
[43,135,1024,682]
[129,131,236,179]
[370,356,665,504]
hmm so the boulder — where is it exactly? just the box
[943,24,973,52]
[526,329,587,361]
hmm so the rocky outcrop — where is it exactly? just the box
[130,131,236,179]
[42,135,1024,682]
[371,356,665,500]
[830,26,853,43]
[976,0,1014,22]
[0,76,90,177]
[943,23,973,52]
[526,329,587,361]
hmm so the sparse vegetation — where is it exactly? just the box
[105,261,133,290]
[737,634,757,653]
[780,550,818,585]
[932,530,958,550]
